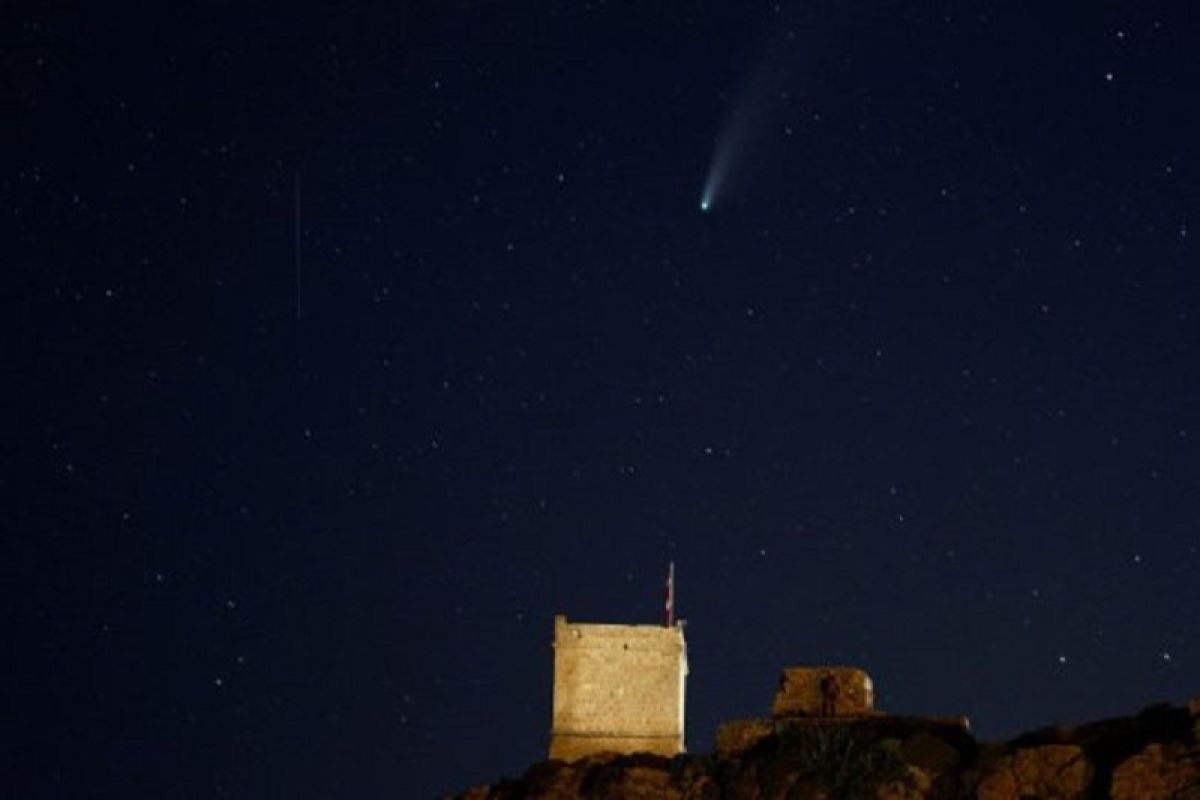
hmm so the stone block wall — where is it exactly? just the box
[772,666,875,717]
[549,614,687,760]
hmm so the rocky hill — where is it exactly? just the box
[450,700,1200,799]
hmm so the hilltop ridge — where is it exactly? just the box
[449,699,1200,799]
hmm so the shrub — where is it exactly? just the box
[769,727,910,800]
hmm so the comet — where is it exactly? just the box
[699,123,739,213]
[699,29,799,213]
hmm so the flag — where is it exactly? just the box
[664,561,675,627]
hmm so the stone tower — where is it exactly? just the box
[548,614,688,761]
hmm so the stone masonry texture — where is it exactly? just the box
[549,615,687,761]
[772,666,875,717]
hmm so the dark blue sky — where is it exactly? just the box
[7,1,1200,797]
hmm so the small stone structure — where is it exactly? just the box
[548,614,688,761]
[773,665,875,717]
[717,665,882,757]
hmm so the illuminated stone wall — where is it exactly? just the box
[772,666,875,717]
[549,614,687,761]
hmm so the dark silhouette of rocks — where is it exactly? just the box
[449,699,1200,799]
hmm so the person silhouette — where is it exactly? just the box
[819,672,840,717]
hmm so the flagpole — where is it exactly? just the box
[665,561,675,628]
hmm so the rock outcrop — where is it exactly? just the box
[450,702,1200,799]
[975,744,1092,799]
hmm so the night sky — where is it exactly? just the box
[8,2,1200,797]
